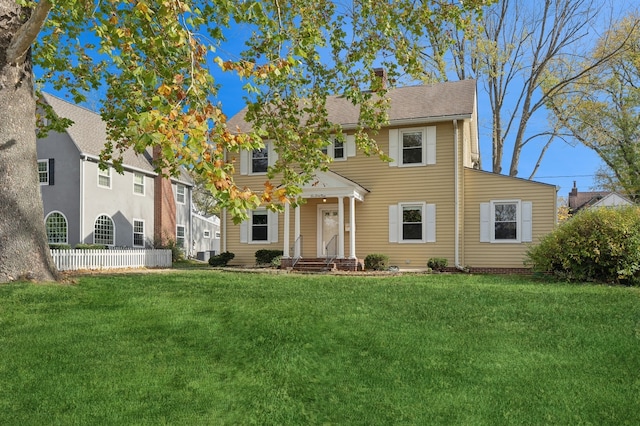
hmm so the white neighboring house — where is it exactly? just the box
[37,93,220,259]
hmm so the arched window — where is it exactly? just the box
[94,215,114,246]
[45,212,68,244]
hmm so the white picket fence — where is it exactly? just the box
[51,249,172,271]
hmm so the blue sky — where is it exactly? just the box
[38,8,611,202]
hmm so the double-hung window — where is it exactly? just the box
[133,173,145,195]
[133,219,145,247]
[480,200,533,243]
[251,211,269,242]
[176,225,185,248]
[98,167,111,188]
[38,160,50,185]
[176,184,186,204]
[251,145,269,174]
[401,130,424,165]
[240,209,278,244]
[322,138,346,160]
[388,127,436,167]
[389,202,436,243]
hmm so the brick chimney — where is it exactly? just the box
[153,146,176,247]
[373,67,387,90]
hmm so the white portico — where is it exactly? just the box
[282,171,368,264]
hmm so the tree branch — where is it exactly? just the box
[6,0,52,64]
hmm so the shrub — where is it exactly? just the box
[75,244,107,250]
[364,254,389,271]
[271,255,283,269]
[255,249,284,265]
[49,244,71,250]
[209,251,235,267]
[526,206,640,286]
[427,257,448,272]
[153,239,184,262]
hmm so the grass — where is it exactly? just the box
[0,271,638,425]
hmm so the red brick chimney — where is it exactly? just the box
[153,146,176,247]
[373,67,387,90]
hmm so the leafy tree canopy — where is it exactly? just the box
[544,13,640,201]
[22,0,489,222]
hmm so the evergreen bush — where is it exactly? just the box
[255,249,284,265]
[526,206,640,285]
[209,251,235,267]
[364,254,389,271]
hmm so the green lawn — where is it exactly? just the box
[0,271,638,425]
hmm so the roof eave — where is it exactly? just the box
[339,113,474,130]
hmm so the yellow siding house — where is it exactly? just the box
[222,78,557,272]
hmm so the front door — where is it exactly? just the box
[317,205,339,257]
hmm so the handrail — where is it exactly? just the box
[291,235,303,267]
[325,234,338,266]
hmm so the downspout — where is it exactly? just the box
[453,120,465,272]
[222,208,227,253]
[189,186,193,258]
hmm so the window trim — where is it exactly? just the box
[250,143,269,175]
[133,219,145,247]
[94,214,115,246]
[240,209,278,244]
[97,167,111,189]
[399,202,426,243]
[38,160,49,185]
[45,211,68,244]
[133,172,145,196]
[176,224,186,248]
[399,128,427,167]
[176,184,186,204]
[389,202,436,244]
[322,137,346,161]
[491,200,520,243]
[250,210,269,243]
[203,230,211,239]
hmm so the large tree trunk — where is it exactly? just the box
[0,1,58,283]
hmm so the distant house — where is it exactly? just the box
[568,181,633,214]
[37,94,220,258]
[221,76,558,272]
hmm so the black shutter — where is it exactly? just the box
[48,158,55,186]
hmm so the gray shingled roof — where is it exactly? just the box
[43,94,193,184]
[42,93,156,173]
[227,79,477,132]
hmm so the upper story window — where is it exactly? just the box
[480,200,533,243]
[251,145,269,174]
[401,130,424,165]
[98,167,111,188]
[45,212,67,244]
[133,173,145,195]
[322,138,346,160]
[203,230,211,239]
[176,184,186,204]
[388,127,436,167]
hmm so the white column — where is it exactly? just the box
[294,204,301,258]
[349,196,356,259]
[283,203,290,258]
[338,196,345,259]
